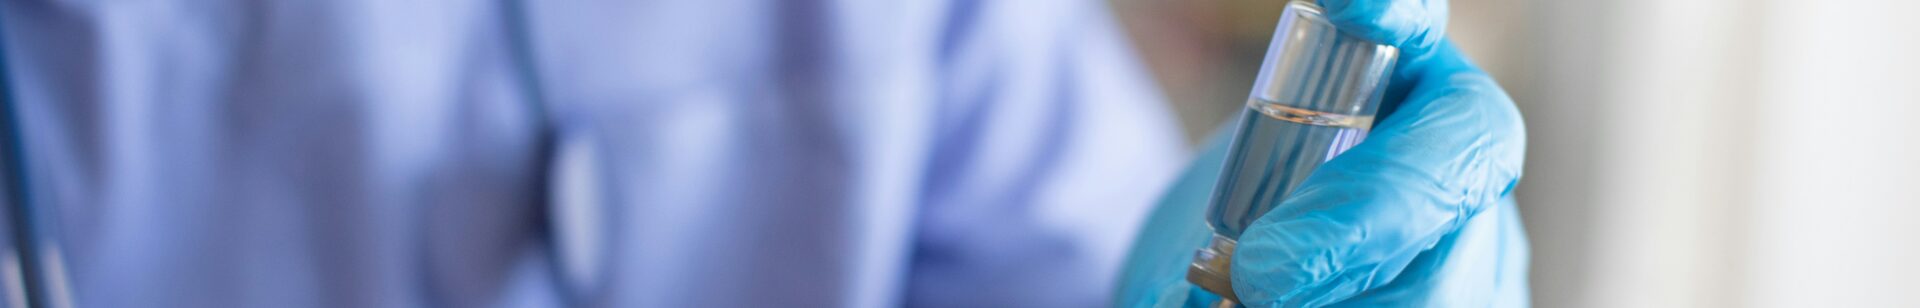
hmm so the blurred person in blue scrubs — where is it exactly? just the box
[0,0,1184,307]
[0,0,1530,306]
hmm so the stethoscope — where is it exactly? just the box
[0,5,62,306]
[499,1,611,306]
[0,95,58,308]
[0,1,591,306]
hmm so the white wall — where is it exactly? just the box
[1499,0,1920,306]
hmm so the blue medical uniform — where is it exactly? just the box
[0,0,1184,307]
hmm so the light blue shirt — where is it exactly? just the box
[0,0,1185,307]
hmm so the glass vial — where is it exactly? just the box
[1185,1,1397,303]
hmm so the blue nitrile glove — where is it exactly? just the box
[1114,0,1530,306]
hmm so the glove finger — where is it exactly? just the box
[1315,0,1448,57]
[1230,43,1525,307]
[1324,196,1525,307]
[1312,0,1469,124]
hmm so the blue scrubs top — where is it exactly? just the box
[0,0,1184,307]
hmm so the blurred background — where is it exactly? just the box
[1110,0,1920,306]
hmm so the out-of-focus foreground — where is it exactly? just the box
[1112,0,1920,306]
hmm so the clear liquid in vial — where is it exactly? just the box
[1205,98,1374,239]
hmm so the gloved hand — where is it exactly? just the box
[1114,0,1529,306]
